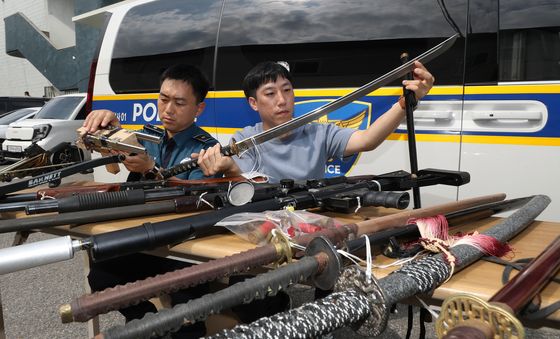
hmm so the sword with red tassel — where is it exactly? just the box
[96,195,550,339]
[58,193,507,324]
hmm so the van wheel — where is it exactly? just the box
[51,146,80,165]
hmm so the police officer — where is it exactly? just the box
[83,64,217,338]
[83,64,217,180]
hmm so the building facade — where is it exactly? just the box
[1,0,121,97]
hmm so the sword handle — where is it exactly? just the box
[160,141,238,179]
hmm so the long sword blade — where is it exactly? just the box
[234,33,459,153]
[160,34,459,179]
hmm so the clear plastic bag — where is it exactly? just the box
[216,209,343,245]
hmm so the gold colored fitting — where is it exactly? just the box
[435,294,525,339]
[59,303,73,324]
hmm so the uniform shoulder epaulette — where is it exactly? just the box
[192,134,214,143]
[144,124,165,137]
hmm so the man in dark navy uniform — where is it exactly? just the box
[84,64,218,180]
[83,64,217,338]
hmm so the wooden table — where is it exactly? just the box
[2,185,559,331]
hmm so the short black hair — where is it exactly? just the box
[242,62,294,99]
[160,64,210,103]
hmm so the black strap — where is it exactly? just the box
[482,256,560,320]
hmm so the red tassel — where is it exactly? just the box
[409,215,513,258]
[454,233,513,258]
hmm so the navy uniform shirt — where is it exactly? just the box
[140,123,218,180]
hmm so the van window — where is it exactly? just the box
[215,0,467,90]
[109,0,222,93]
[35,96,84,120]
[499,1,560,81]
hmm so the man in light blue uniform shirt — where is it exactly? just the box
[197,61,434,182]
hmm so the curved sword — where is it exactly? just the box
[161,34,459,179]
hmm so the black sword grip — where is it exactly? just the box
[361,191,410,210]
[160,144,235,179]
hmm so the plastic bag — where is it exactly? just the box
[216,209,343,245]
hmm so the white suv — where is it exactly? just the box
[1,93,90,163]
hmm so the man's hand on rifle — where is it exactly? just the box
[83,109,121,133]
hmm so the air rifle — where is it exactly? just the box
[59,194,512,324]
[436,235,560,339]
[0,176,255,204]
[95,195,549,339]
[0,178,399,274]
[0,167,469,231]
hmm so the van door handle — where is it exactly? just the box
[413,110,453,120]
[470,111,543,121]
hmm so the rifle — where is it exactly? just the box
[95,195,550,339]
[436,235,560,339]
[0,168,469,233]
[0,180,480,275]
[59,194,514,324]
[0,176,256,203]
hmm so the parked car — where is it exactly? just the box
[0,96,48,117]
[1,93,90,164]
[0,107,40,141]
[0,107,41,164]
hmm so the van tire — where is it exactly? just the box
[51,146,80,165]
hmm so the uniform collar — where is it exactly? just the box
[164,123,200,147]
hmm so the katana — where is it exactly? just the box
[202,195,550,339]
[161,34,459,179]
[436,235,560,339]
[97,236,343,339]
[99,196,550,339]
[345,196,534,253]
[59,194,505,324]
[401,51,421,208]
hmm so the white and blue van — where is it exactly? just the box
[81,0,560,221]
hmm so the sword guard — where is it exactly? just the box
[335,265,389,337]
[222,139,239,157]
[305,236,341,291]
[436,294,525,339]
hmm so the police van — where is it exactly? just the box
[83,0,560,221]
